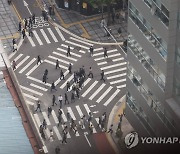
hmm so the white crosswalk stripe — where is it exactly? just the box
[26,62,42,76]
[42,112,51,125]
[110,78,126,85]
[75,106,83,117]
[82,81,98,97]
[40,29,51,44]
[19,58,36,73]
[94,47,103,52]
[16,56,30,69]
[30,83,48,91]
[48,55,70,65]
[26,100,34,106]
[27,76,51,87]
[23,93,38,101]
[97,61,107,65]
[60,74,73,89]
[70,37,93,46]
[26,32,36,47]
[100,62,127,70]
[107,73,127,80]
[61,110,67,122]
[117,84,126,89]
[61,44,74,50]
[34,114,41,127]
[33,30,43,45]
[96,86,113,103]
[67,107,76,120]
[83,78,91,87]
[103,89,120,106]
[52,110,59,124]
[14,54,23,61]
[53,51,77,62]
[55,27,65,41]
[65,40,89,50]
[112,57,124,62]
[54,70,69,86]
[20,85,43,96]
[44,59,68,70]
[47,28,58,42]
[89,83,106,100]
[93,49,118,57]
[57,48,81,58]
[104,67,127,75]
[53,126,62,140]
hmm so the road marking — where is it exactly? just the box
[94,47,103,52]
[117,84,126,89]
[26,63,40,76]
[44,128,51,139]
[84,132,91,147]
[93,49,118,56]
[27,76,51,87]
[112,57,124,62]
[16,56,30,69]
[54,70,69,86]
[23,93,38,101]
[100,62,127,70]
[33,30,43,45]
[70,37,93,46]
[19,58,36,73]
[94,53,121,61]
[67,107,76,120]
[107,73,127,80]
[14,54,23,61]
[40,29,51,44]
[97,61,107,65]
[44,59,68,70]
[30,83,48,91]
[52,110,59,124]
[47,28,58,42]
[95,118,101,128]
[26,100,34,106]
[110,78,126,85]
[104,67,127,75]
[53,51,77,61]
[48,55,70,65]
[42,112,51,125]
[57,48,81,58]
[42,146,48,154]
[26,32,36,47]
[79,50,86,54]
[34,113,41,127]
[61,110,67,122]
[83,78,91,87]
[96,86,113,103]
[82,81,98,97]
[103,89,120,106]
[53,126,62,140]
[89,83,106,100]
[75,106,83,117]
[20,85,43,96]
[55,26,65,41]
[60,74,73,89]
[65,40,89,50]
[61,44,74,50]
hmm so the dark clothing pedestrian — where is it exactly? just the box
[66,112,71,121]
[89,46,93,56]
[76,88,80,99]
[18,22,22,32]
[67,46,71,57]
[104,48,108,58]
[107,124,113,134]
[13,44,17,52]
[42,74,47,83]
[49,5,52,16]
[51,82,57,92]
[58,108,62,116]
[56,59,60,69]
[64,93,69,104]
[48,106,52,118]
[24,18,28,29]
[28,28,33,37]
[22,29,26,39]
[35,100,41,112]
[58,114,62,127]
[88,67,93,78]
[42,119,47,129]
[12,60,17,70]
[55,146,60,154]
[58,95,63,108]
[37,55,42,65]
[8,0,11,5]
[32,13,35,24]
[66,81,70,92]
[97,117,102,127]
[68,63,72,74]
[60,70,65,80]
[39,125,46,139]
[29,17,32,28]
[100,70,105,82]
[118,27,122,35]
[44,69,48,76]
[52,95,57,106]
[71,92,75,103]
[12,38,16,46]
[62,132,67,144]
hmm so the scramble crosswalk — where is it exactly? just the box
[93,47,127,89]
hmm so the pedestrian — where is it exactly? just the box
[87,67,93,78]
[58,95,63,108]
[49,129,54,142]
[8,0,11,5]
[42,119,47,129]
[28,17,32,28]
[116,13,120,23]
[52,94,57,106]
[107,28,112,40]
[55,59,60,69]
[13,43,17,52]
[97,117,102,128]
[118,114,123,123]
[37,55,42,65]
[42,10,46,21]
[68,63,72,74]
[49,5,52,16]
[79,117,84,129]
[71,92,75,103]
[104,47,108,58]
[57,113,62,127]
[51,81,57,92]
[32,13,36,24]
[76,88,80,99]
[70,119,77,134]
[62,132,67,144]
[18,22,22,32]
[64,93,69,104]
[22,29,26,39]
[60,70,65,80]
[12,60,17,70]
[48,106,52,118]
[24,18,28,29]
[112,12,115,23]
[62,122,68,132]
[66,111,71,122]
[67,46,71,57]
[89,124,93,134]
[89,46,94,56]
[28,27,33,37]
[66,81,70,92]
[55,146,60,154]
[12,38,16,47]
[107,124,113,134]
[118,27,122,37]
[102,112,107,123]
[88,112,92,123]
[117,121,121,131]
[73,71,77,83]
[58,108,62,116]
[100,70,105,82]
[42,74,47,83]
[82,66,86,77]
[35,99,41,112]
[44,69,48,76]
[39,125,46,140]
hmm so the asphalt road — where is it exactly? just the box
[9,0,127,153]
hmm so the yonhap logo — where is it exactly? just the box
[125,132,139,149]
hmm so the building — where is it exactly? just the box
[125,0,180,137]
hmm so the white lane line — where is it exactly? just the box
[26,100,34,106]
[94,47,103,52]
[53,51,77,61]
[83,78,91,87]
[30,83,48,91]
[42,112,51,125]
[82,81,98,97]
[104,67,127,75]
[65,40,89,50]
[110,79,126,85]
[93,49,118,56]
[89,83,106,100]
[42,146,48,154]
[103,89,120,106]
[84,132,91,147]
[40,29,51,44]
[55,27,65,41]
[23,93,38,101]
[26,63,41,76]
[52,110,59,124]
[94,53,121,61]
[20,85,43,96]
[76,106,83,117]
[19,58,36,73]
[44,59,68,70]
[79,50,86,54]
[117,84,126,89]
[57,48,81,58]
[61,44,74,50]
[53,126,62,140]
[44,128,51,139]
[100,62,127,70]
[96,86,113,103]
[112,57,124,62]
[26,32,36,47]
[27,76,51,87]
[14,54,23,61]
[48,55,70,65]
[60,74,73,89]
[70,37,93,46]
[67,107,76,120]
[107,73,127,80]
[47,28,58,42]
[16,56,30,69]
[61,110,67,122]
[33,30,43,45]
[34,114,41,127]
[97,61,107,65]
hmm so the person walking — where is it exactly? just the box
[76,88,80,99]
[88,112,92,123]
[22,29,26,39]
[57,113,62,127]
[32,13,35,24]
[52,95,57,106]
[13,43,17,52]
[42,119,47,129]
[24,18,28,29]
[39,125,46,140]
[28,27,33,37]
[71,92,75,103]
[37,55,42,65]
[67,46,71,57]
[58,95,63,108]
[51,81,57,92]
[118,27,122,37]
[55,59,60,69]
[66,81,70,92]
[89,124,93,134]
[87,67,93,78]
[64,93,69,104]
[12,38,16,47]
[102,112,107,123]
[58,108,62,116]
[62,131,67,144]
[100,70,105,82]
[104,47,108,58]
[66,111,71,122]
[68,63,72,74]
[12,60,17,70]
[107,124,113,134]
[60,70,65,80]
[97,117,102,128]
[48,106,52,118]
[55,146,60,154]
[49,129,54,142]
[42,74,47,84]
[89,46,94,56]
[35,99,41,112]
[18,22,22,32]
[44,69,48,76]
[28,17,32,28]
